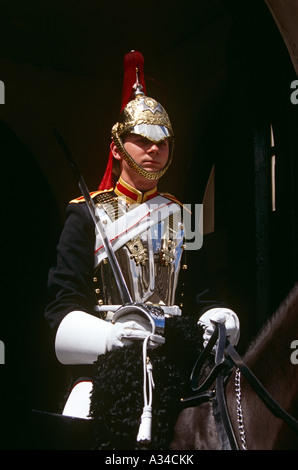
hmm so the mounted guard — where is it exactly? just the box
[45,50,240,447]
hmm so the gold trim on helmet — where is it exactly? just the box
[111,91,174,180]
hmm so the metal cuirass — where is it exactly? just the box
[92,191,185,312]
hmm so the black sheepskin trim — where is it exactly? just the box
[90,315,205,450]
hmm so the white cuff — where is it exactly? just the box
[55,310,113,365]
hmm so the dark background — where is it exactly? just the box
[0,0,297,448]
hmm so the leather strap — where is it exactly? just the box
[213,374,239,450]
[212,323,239,450]
[225,342,298,433]
[190,323,228,393]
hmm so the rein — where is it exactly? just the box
[182,322,298,450]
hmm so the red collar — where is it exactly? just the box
[114,177,158,204]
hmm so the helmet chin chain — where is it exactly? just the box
[112,131,172,181]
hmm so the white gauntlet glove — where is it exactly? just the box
[198,307,240,348]
[106,320,153,351]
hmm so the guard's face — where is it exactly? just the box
[123,134,169,173]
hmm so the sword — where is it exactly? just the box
[54,128,132,305]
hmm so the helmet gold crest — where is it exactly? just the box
[111,83,174,180]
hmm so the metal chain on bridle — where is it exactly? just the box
[234,369,247,450]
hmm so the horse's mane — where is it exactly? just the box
[244,282,298,361]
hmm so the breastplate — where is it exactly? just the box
[92,192,185,308]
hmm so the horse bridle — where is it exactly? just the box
[182,322,298,450]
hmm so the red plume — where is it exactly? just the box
[120,50,147,111]
[98,51,146,190]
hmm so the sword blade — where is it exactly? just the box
[54,128,132,305]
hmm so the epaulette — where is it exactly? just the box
[159,192,183,207]
[69,188,114,204]
[160,192,191,214]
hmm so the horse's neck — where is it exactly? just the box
[243,284,298,398]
